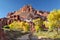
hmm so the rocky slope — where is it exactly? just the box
[0,5,49,27]
[0,5,49,40]
[0,5,49,28]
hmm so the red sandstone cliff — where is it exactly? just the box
[0,5,49,40]
[0,5,49,27]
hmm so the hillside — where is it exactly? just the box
[0,5,49,27]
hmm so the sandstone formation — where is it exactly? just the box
[0,5,49,27]
[0,5,49,40]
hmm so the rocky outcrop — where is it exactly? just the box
[0,5,49,40]
[0,5,49,27]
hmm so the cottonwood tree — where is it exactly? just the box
[44,10,60,32]
[32,18,43,32]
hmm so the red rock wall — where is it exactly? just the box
[0,5,49,40]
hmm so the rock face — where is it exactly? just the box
[0,5,49,27]
[0,5,49,40]
[0,5,49,28]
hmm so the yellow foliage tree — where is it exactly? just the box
[32,18,43,32]
[9,21,30,32]
[44,10,60,31]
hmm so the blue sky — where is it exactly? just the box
[0,0,60,18]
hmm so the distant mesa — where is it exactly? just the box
[0,5,49,27]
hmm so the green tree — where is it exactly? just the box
[3,25,10,30]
